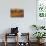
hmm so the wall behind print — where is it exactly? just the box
[0,0,36,42]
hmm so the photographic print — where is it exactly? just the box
[10,9,24,17]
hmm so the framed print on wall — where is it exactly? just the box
[10,9,24,17]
